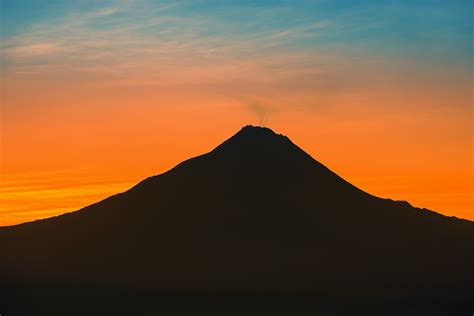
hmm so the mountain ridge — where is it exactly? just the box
[5,125,467,228]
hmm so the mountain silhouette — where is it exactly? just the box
[1,125,473,315]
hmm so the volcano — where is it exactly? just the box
[1,125,473,315]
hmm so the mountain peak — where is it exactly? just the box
[212,125,293,156]
[239,125,278,136]
[234,125,290,142]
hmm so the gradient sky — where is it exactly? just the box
[1,0,473,225]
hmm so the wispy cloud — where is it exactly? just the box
[0,2,336,73]
[1,0,471,110]
[6,42,70,56]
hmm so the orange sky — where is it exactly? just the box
[1,1,472,225]
[1,64,472,225]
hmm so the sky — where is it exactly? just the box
[0,0,473,225]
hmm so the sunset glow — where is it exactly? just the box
[1,0,472,225]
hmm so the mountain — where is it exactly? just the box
[1,125,473,315]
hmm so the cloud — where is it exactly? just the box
[5,42,69,57]
[0,2,336,68]
[1,0,471,118]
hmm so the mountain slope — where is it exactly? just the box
[1,125,473,314]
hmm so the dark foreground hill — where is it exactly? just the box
[1,126,473,315]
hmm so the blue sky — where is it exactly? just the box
[1,0,472,64]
